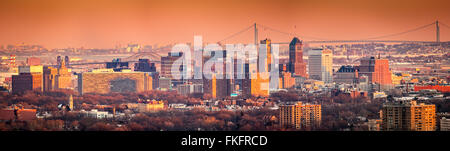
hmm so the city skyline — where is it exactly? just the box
[1,0,450,49]
[1,1,450,149]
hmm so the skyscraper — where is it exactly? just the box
[202,51,231,99]
[240,39,272,98]
[250,72,270,97]
[260,39,272,72]
[43,66,57,91]
[203,73,217,98]
[56,58,72,89]
[289,37,307,78]
[44,56,72,91]
[160,52,183,79]
[12,64,43,93]
[308,48,333,83]
[359,57,392,86]
[242,63,251,97]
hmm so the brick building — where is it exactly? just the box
[12,73,42,94]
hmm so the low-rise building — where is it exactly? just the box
[368,119,382,131]
[126,99,164,112]
[440,117,450,131]
[80,109,110,119]
[0,106,37,121]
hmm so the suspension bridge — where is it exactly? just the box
[219,21,448,45]
[66,20,450,66]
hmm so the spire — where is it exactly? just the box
[61,58,66,68]
[69,94,74,111]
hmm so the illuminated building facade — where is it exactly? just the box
[359,57,392,85]
[288,37,307,77]
[78,71,153,95]
[12,73,42,94]
[43,56,72,91]
[382,100,436,131]
[308,48,333,83]
[279,102,322,129]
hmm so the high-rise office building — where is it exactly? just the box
[242,63,252,97]
[241,51,270,97]
[203,73,218,98]
[56,59,72,89]
[359,57,392,85]
[308,48,333,83]
[160,52,183,79]
[134,59,158,89]
[250,72,270,97]
[382,100,436,131]
[260,39,272,72]
[246,40,272,97]
[288,37,307,78]
[12,64,44,93]
[43,66,57,91]
[43,57,72,91]
[148,72,160,90]
[161,52,185,87]
[202,51,232,99]
[12,73,42,94]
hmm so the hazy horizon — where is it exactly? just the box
[1,0,450,49]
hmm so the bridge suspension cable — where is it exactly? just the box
[440,22,450,29]
[217,24,254,43]
[256,23,329,40]
[363,22,436,40]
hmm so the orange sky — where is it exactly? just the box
[0,0,449,49]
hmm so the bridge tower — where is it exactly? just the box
[436,20,440,43]
[254,23,258,46]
